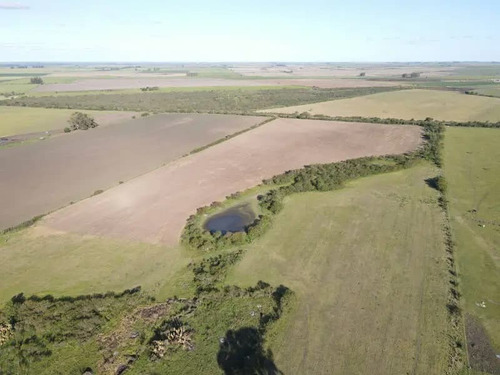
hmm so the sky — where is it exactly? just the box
[1,0,499,62]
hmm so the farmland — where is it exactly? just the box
[226,163,451,374]
[1,86,401,113]
[1,61,499,375]
[0,106,136,137]
[444,127,500,372]
[38,118,422,245]
[0,113,264,230]
[265,89,500,122]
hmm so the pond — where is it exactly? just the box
[204,204,256,234]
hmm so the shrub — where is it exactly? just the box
[30,77,44,84]
[68,112,98,131]
[63,127,71,133]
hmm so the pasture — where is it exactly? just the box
[226,163,451,374]
[265,89,500,122]
[0,113,264,230]
[444,127,500,369]
[0,106,136,137]
[38,118,422,245]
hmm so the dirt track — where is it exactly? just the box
[0,114,263,229]
[39,119,422,245]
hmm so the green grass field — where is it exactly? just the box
[0,229,190,303]
[473,85,500,98]
[444,127,500,353]
[266,89,500,122]
[0,106,135,136]
[226,163,452,375]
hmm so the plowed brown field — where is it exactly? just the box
[39,118,422,244]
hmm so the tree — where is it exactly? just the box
[359,72,366,77]
[68,112,98,130]
[30,77,44,84]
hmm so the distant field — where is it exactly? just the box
[0,113,264,229]
[265,89,500,122]
[226,164,450,374]
[444,128,500,366]
[1,86,401,113]
[473,85,500,98]
[0,106,136,136]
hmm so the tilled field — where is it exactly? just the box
[0,113,263,229]
[39,118,422,244]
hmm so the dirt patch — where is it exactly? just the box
[39,118,422,245]
[466,314,500,374]
[0,113,264,230]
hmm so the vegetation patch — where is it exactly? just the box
[0,246,291,374]
[1,86,400,113]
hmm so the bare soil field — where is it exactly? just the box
[32,77,399,92]
[32,78,280,92]
[46,71,186,78]
[0,114,263,230]
[39,118,422,244]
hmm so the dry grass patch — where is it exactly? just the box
[264,89,500,122]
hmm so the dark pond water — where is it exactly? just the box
[204,204,256,234]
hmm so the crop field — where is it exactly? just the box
[473,85,500,98]
[444,127,500,372]
[38,118,422,245]
[265,89,500,122]
[0,113,264,230]
[226,163,451,374]
[1,86,401,113]
[0,106,136,137]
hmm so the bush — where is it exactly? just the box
[30,77,44,84]
[68,112,98,131]
[63,127,71,133]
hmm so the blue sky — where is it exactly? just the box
[1,0,499,62]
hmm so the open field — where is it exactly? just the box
[230,62,458,78]
[38,118,422,245]
[0,113,263,230]
[265,89,500,122]
[0,106,136,137]
[1,86,401,113]
[226,163,451,374]
[473,85,500,98]
[0,230,188,303]
[444,127,500,367]
[32,77,399,92]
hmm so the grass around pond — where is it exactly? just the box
[226,163,453,375]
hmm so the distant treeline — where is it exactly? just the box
[0,86,401,113]
[279,112,500,129]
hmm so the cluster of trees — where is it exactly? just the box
[140,86,159,91]
[402,72,421,78]
[29,77,44,84]
[283,113,500,129]
[65,112,99,132]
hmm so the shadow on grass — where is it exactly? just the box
[217,327,283,375]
